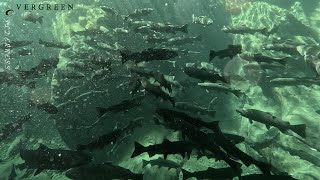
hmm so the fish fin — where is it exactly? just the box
[209,50,216,61]
[182,169,193,179]
[278,58,288,66]
[169,97,175,106]
[15,163,27,171]
[181,24,188,33]
[9,164,17,180]
[192,14,195,23]
[268,24,279,35]
[38,16,44,24]
[120,50,131,64]
[290,124,307,138]
[233,90,243,98]
[261,27,269,36]
[163,138,171,144]
[142,159,148,168]
[95,107,108,118]
[206,121,219,131]
[131,142,146,158]
[34,168,43,176]
[249,119,253,124]
[181,132,186,141]
[38,39,44,45]
[265,124,271,129]
[38,143,48,150]
[163,153,168,160]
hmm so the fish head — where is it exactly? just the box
[236,109,246,116]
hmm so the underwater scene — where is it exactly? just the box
[1,0,320,179]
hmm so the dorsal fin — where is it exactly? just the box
[162,139,171,144]
[38,144,48,150]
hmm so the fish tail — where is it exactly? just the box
[181,24,188,33]
[38,16,44,24]
[209,50,217,61]
[131,142,146,158]
[291,124,307,138]
[182,169,193,179]
[120,50,131,64]
[95,107,108,118]
[192,14,195,23]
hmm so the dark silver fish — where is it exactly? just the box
[77,118,143,151]
[297,45,320,77]
[222,25,275,36]
[120,48,178,64]
[0,114,32,142]
[142,157,182,169]
[209,44,242,60]
[236,109,306,138]
[129,65,172,92]
[39,39,71,49]
[21,12,43,24]
[182,167,237,179]
[18,57,59,79]
[124,8,154,20]
[28,100,58,114]
[17,48,33,56]
[19,144,92,175]
[198,82,243,98]
[131,139,197,159]
[100,6,118,16]
[269,77,320,87]
[184,66,229,84]
[280,144,320,167]
[165,35,202,46]
[66,162,144,180]
[175,101,216,117]
[143,80,175,106]
[240,53,288,66]
[96,95,145,117]
[240,174,297,180]
[0,40,33,49]
[150,23,188,34]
